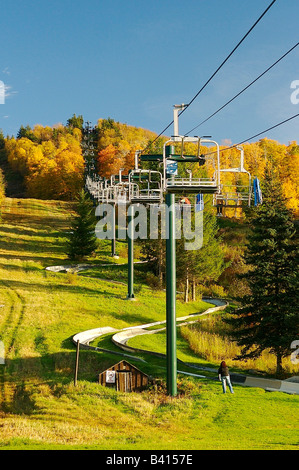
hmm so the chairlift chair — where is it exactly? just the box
[163,137,220,194]
[213,146,252,210]
[128,169,163,204]
[113,181,131,204]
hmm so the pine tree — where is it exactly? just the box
[16,125,39,142]
[66,114,84,130]
[176,196,226,301]
[66,190,98,261]
[225,166,299,376]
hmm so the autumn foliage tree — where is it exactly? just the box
[217,138,299,215]
[2,116,299,213]
[96,118,158,178]
[97,144,120,178]
[5,123,84,200]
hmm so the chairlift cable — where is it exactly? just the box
[186,41,299,135]
[203,113,299,157]
[180,0,278,116]
[141,0,277,153]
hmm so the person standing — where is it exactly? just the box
[218,361,234,394]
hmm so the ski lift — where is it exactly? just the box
[95,168,130,204]
[213,146,253,212]
[85,176,104,202]
[109,169,131,204]
[97,180,112,203]
[113,181,131,204]
[163,137,220,194]
[128,169,163,204]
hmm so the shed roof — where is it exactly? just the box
[99,360,149,377]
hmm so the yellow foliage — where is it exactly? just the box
[6,128,84,201]
[4,119,299,212]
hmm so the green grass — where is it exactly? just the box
[0,197,298,450]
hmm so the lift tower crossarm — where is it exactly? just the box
[140,154,201,163]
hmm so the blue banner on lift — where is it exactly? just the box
[253,178,262,206]
[195,194,204,212]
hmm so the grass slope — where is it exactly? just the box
[0,197,298,450]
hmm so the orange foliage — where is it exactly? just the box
[97,144,121,178]
[4,118,299,214]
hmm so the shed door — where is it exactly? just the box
[117,371,132,392]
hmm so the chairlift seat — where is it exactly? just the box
[166,177,218,194]
[214,190,252,207]
[130,189,163,204]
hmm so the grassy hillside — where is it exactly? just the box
[0,198,298,450]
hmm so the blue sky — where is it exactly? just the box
[1,0,298,145]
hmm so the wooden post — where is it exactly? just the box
[74,340,80,386]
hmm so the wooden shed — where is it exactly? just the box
[98,360,149,392]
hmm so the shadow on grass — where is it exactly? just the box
[0,345,165,416]
[0,253,69,267]
[0,277,127,299]
[0,263,41,274]
[0,225,69,239]
[2,213,71,231]
[0,235,67,254]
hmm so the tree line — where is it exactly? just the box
[0,115,298,215]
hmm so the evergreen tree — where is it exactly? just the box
[176,196,226,301]
[0,129,5,150]
[225,167,299,376]
[16,125,39,142]
[67,114,84,130]
[66,190,98,261]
